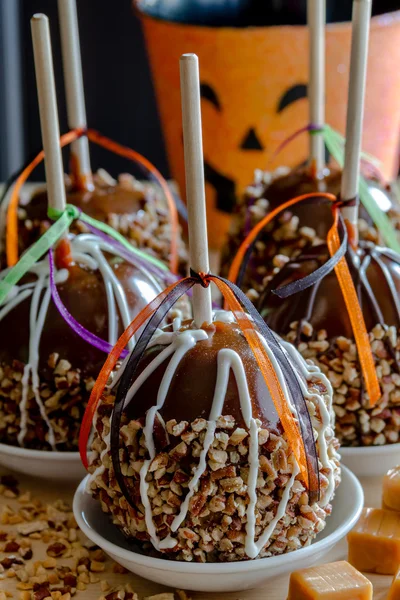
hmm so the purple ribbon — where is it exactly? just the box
[48,250,128,359]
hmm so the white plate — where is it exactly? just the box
[0,443,86,482]
[73,466,363,592]
[340,443,400,477]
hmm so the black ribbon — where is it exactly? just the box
[272,213,348,298]
[110,273,319,509]
[111,278,197,507]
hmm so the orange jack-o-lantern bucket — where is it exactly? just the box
[136,4,400,249]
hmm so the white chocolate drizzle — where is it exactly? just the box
[280,340,337,507]
[0,233,162,448]
[109,312,337,558]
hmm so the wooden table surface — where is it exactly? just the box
[0,469,393,600]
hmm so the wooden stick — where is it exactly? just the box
[57,0,93,189]
[307,0,325,175]
[340,0,372,232]
[31,14,67,215]
[179,54,212,328]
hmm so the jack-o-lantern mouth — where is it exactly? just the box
[204,160,236,214]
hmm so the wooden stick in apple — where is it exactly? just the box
[57,0,93,190]
[31,14,67,219]
[307,0,326,176]
[179,53,213,327]
[340,0,372,243]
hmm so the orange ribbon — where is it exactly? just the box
[211,277,315,490]
[327,208,380,406]
[79,274,314,492]
[6,130,81,268]
[228,192,381,407]
[79,279,180,469]
[6,128,179,274]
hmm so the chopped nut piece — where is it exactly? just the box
[112,562,128,574]
[101,580,111,592]
[46,543,67,558]
[90,560,106,573]
[42,557,57,569]
[17,521,48,536]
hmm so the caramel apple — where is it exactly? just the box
[0,233,164,450]
[87,312,340,561]
[257,239,400,447]
[0,14,185,454]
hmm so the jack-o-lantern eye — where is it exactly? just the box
[277,83,308,112]
[200,83,221,111]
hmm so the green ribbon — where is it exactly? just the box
[0,203,168,307]
[59,208,169,272]
[0,207,76,306]
[322,124,400,253]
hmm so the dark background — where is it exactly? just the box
[0,0,399,182]
[0,0,168,181]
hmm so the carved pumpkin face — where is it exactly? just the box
[200,82,308,216]
[139,10,400,248]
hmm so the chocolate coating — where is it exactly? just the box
[124,320,282,432]
[260,241,400,352]
[0,256,159,380]
[266,166,342,206]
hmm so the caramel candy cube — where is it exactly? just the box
[348,507,400,574]
[287,561,372,599]
[383,465,400,511]
[388,566,400,600]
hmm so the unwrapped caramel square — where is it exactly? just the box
[383,466,400,512]
[287,560,372,599]
[388,566,400,600]
[387,565,400,600]
[348,507,400,574]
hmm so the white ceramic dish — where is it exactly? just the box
[0,443,86,482]
[73,466,362,592]
[340,443,400,477]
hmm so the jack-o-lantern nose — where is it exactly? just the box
[240,128,264,151]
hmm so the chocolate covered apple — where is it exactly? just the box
[87,312,340,561]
